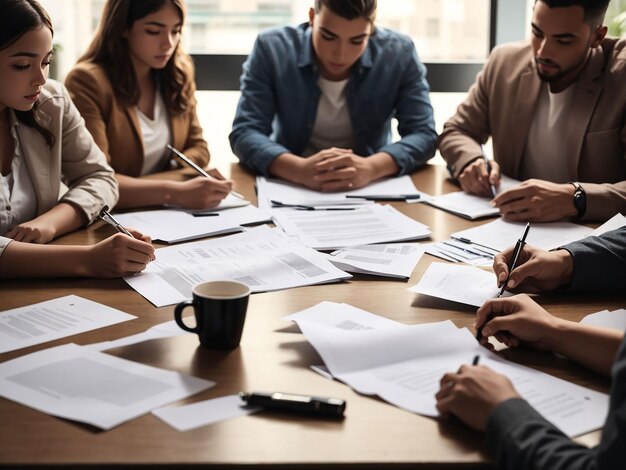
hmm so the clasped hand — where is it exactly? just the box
[298,148,377,191]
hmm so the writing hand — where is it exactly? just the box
[458,158,501,197]
[83,229,155,278]
[435,364,519,431]
[170,175,233,209]
[475,294,562,351]
[493,244,574,293]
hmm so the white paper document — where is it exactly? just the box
[587,213,626,238]
[409,263,503,307]
[424,241,494,266]
[85,320,189,352]
[325,243,425,278]
[0,295,136,354]
[194,193,251,212]
[152,394,260,431]
[0,343,214,430]
[272,204,431,250]
[580,309,626,331]
[286,302,609,438]
[426,175,521,219]
[257,175,421,210]
[113,206,271,244]
[124,225,351,307]
[451,218,593,252]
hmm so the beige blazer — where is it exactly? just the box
[0,80,118,257]
[439,38,626,221]
[65,60,209,177]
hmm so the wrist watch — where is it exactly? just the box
[569,182,586,219]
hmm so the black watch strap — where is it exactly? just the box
[569,182,586,219]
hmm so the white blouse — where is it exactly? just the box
[0,115,37,235]
[137,90,172,175]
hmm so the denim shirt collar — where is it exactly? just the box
[296,23,374,74]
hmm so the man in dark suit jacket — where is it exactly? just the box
[436,226,626,469]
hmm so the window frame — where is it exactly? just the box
[190,0,526,93]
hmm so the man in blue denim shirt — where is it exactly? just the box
[229,0,437,191]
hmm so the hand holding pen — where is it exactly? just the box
[497,223,530,297]
[90,207,156,278]
[492,243,575,293]
[457,145,501,197]
[167,144,244,201]
[476,223,530,341]
[481,145,498,199]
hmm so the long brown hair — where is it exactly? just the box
[0,0,55,146]
[78,0,193,114]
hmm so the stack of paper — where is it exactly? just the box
[325,243,425,278]
[0,343,214,430]
[408,263,505,307]
[124,225,351,307]
[0,295,136,354]
[284,302,609,438]
[450,218,593,252]
[423,240,496,266]
[425,175,521,219]
[272,204,431,250]
[113,205,271,244]
[256,175,422,211]
[580,309,626,330]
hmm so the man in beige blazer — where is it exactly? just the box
[439,0,626,222]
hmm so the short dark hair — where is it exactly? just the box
[314,0,377,22]
[537,0,611,25]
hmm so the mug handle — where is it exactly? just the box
[174,300,200,333]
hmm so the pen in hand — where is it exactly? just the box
[481,145,497,199]
[166,144,245,200]
[497,222,531,297]
[98,206,133,237]
[472,355,480,365]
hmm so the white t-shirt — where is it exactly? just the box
[520,83,576,183]
[303,77,356,156]
[0,118,37,235]
[137,91,172,175]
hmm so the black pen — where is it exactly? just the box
[472,355,481,365]
[239,391,346,418]
[271,200,356,211]
[498,222,531,297]
[192,212,220,217]
[166,144,245,200]
[98,206,133,237]
[345,194,421,201]
[481,145,497,199]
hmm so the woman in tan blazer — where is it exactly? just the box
[0,0,154,279]
[66,0,233,210]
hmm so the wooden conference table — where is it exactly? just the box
[1,163,623,469]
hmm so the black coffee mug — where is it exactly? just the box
[174,280,251,350]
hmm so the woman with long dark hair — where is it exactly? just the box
[66,0,233,210]
[0,0,154,278]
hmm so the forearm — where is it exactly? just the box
[366,152,400,180]
[564,228,626,292]
[267,152,304,183]
[36,203,87,239]
[487,398,598,470]
[547,320,623,376]
[0,242,90,278]
[115,174,177,209]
